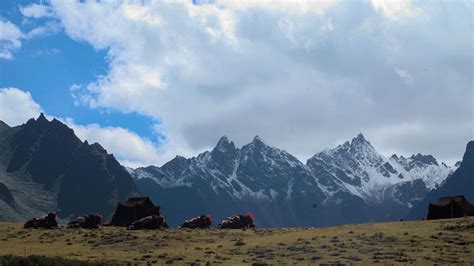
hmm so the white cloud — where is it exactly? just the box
[0,87,162,167]
[0,3,64,60]
[0,20,23,59]
[0,87,43,126]
[20,3,55,18]
[394,67,414,86]
[25,21,61,39]
[65,119,163,168]
[0,15,61,60]
[45,0,472,164]
[215,0,337,15]
[371,0,418,20]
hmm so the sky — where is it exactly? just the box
[0,0,472,167]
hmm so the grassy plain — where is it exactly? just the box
[1,217,473,265]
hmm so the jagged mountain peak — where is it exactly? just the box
[88,142,107,154]
[163,155,189,168]
[460,140,474,166]
[409,153,438,166]
[174,155,187,160]
[307,133,454,204]
[349,133,375,149]
[242,135,272,152]
[327,134,379,164]
[352,133,368,143]
[312,133,377,160]
[25,112,50,128]
[249,135,267,147]
[38,112,47,121]
[23,113,74,136]
[212,135,236,154]
[218,135,229,143]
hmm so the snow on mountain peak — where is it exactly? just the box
[252,135,265,143]
[409,153,438,166]
[213,135,236,154]
[351,133,369,145]
[218,135,229,143]
[131,133,454,208]
[308,133,453,205]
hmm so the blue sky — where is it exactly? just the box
[0,0,166,166]
[0,0,472,167]
[0,0,157,138]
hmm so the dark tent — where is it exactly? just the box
[107,197,161,226]
[426,195,474,220]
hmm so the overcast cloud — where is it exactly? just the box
[20,0,473,165]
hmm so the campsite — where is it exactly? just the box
[1,217,474,264]
[2,195,474,264]
[0,0,472,265]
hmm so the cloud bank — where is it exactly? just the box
[65,120,162,168]
[18,0,474,165]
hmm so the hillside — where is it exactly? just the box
[1,218,473,264]
[0,114,140,221]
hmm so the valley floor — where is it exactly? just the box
[0,218,473,265]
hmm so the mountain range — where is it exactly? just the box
[0,114,471,228]
[131,133,457,227]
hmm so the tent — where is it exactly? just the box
[107,197,161,226]
[426,195,474,220]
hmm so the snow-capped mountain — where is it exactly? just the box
[131,133,455,227]
[307,134,454,207]
[135,136,323,200]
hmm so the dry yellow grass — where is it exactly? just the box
[1,217,474,265]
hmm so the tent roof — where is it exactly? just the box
[434,195,470,207]
[121,197,155,207]
[106,197,161,226]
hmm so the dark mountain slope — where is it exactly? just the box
[0,114,140,221]
[0,182,15,206]
[406,141,474,220]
